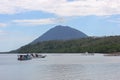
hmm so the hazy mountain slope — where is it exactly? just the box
[31,25,88,44]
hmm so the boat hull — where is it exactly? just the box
[17,54,32,61]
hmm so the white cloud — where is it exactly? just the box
[12,18,66,25]
[0,23,7,27]
[0,0,120,16]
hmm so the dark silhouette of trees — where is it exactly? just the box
[12,36,120,53]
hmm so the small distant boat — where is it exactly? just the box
[31,53,47,58]
[82,52,94,56]
[85,52,88,54]
[18,54,32,61]
[37,55,46,58]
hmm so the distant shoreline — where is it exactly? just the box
[1,52,95,54]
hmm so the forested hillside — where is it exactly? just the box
[11,36,120,53]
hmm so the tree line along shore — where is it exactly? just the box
[11,36,120,54]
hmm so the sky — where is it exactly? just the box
[0,0,120,52]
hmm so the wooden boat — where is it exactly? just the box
[31,53,46,58]
[18,54,32,61]
[37,55,46,58]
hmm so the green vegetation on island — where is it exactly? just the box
[11,36,120,53]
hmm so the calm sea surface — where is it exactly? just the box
[0,53,120,80]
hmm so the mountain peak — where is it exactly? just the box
[31,25,88,44]
[55,25,69,27]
